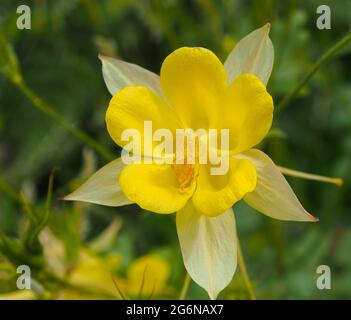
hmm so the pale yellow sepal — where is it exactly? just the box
[224,23,274,86]
[239,149,318,222]
[176,203,237,299]
[99,54,162,96]
[64,158,132,207]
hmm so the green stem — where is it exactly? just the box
[179,272,191,300]
[275,31,351,113]
[237,236,256,300]
[11,76,114,161]
[0,176,22,203]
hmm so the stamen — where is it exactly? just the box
[172,162,199,193]
[172,137,200,193]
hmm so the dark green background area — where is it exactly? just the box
[0,0,350,299]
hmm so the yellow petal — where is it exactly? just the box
[106,86,180,155]
[239,149,318,222]
[160,47,227,129]
[119,163,194,214]
[220,73,273,153]
[192,158,257,216]
[176,202,237,299]
[64,158,132,207]
[224,23,274,86]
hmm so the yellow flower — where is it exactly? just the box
[59,250,121,300]
[65,24,336,299]
[126,254,170,298]
[106,49,268,216]
[40,228,121,299]
[0,290,36,300]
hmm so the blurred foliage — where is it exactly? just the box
[0,0,351,299]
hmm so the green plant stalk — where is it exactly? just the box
[111,275,127,300]
[0,176,22,203]
[24,173,55,253]
[138,264,148,299]
[179,272,191,300]
[11,76,114,161]
[237,236,256,300]
[275,31,351,113]
[0,227,43,269]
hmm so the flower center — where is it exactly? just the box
[172,162,199,193]
[172,137,200,193]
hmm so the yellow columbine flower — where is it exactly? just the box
[126,254,171,298]
[65,24,338,299]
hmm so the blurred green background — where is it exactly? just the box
[0,0,351,299]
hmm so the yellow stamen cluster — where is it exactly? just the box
[172,138,200,193]
[172,162,199,193]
